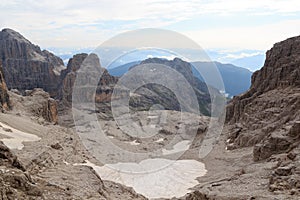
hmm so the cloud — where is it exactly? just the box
[184,19,300,50]
[221,52,264,60]
[1,0,300,48]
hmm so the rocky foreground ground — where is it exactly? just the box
[0,87,298,200]
[0,95,147,199]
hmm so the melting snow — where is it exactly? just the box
[0,122,40,150]
[75,158,207,199]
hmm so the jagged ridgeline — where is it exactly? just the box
[0,28,217,116]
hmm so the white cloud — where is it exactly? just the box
[222,52,263,60]
[184,19,300,50]
[1,0,300,48]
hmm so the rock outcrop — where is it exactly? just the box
[225,36,300,195]
[9,88,58,124]
[60,53,118,106]
[60,53,88,104]
[0,61,10,111]
[0,28,65,97]
[0,141,43,199]
[226,35,300,123]
[268,145,300,195]
[226,35,300,152]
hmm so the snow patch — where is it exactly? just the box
[75,158,207,199]
[0,122,40,150]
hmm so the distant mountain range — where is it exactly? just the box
[206,49,265,71]
[108,60,252,97]
[231,54,265,72]
[191,62,252,97]
[109,61,141,76]
[49,47,266,72]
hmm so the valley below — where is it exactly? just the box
[0,28,299,200]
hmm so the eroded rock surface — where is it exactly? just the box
[0,141,43,199]
[9,88,58,124]
[224,35,300,197]
[60,53,88,104]
[0,28,65,97]
[0,61,10,111]
[226,36,300,156]
[0,110,147,200]
[60,53,117,105]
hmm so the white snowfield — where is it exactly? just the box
[76,158,207,199]
[0,122,40,150]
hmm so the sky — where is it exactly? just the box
[1,0,300,52]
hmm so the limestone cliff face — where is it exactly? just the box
[60,53,88,104]
[226,36,300,125]
[251,36,300,93]
[0,28,65,97]
[226,35,300,152]
[0,61,10,111]
[95,67,118,103]
[60,53,118,105]
[225,36,300,194]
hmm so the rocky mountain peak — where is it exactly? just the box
[140,57,195,82]
[59,53,117,106]
[66,53,88,72]
[0,28,65,97]
[250,35,300,94]
[59,53,88,104]
[1,28,32,45]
